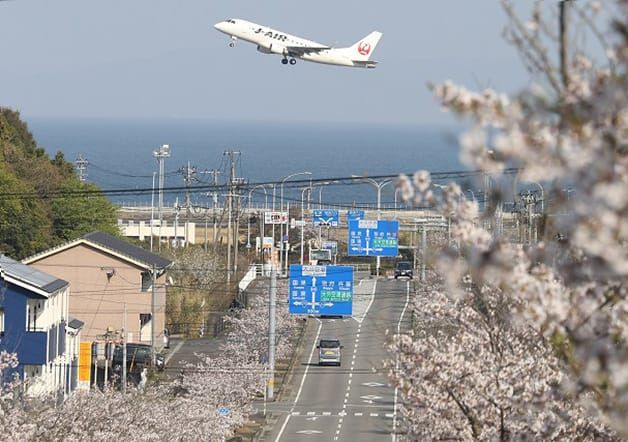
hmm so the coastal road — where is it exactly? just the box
[261,276,413,441]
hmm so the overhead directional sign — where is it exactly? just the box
[312,209,339,227]
[348,219,399,257]
[347,210,365,221]
[289,265,353,316]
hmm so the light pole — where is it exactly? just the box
[150,171,156,252]
[353,176,393,277]
[300,187,311,265]
[153,144,170,252]
[248,184,268,251]
[279,172,312,276]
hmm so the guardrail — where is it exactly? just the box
[345,263,372,273]
[238,265,258,292]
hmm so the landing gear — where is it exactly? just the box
[289,58,297,65]
[281,58,288,65]
[229,37,237,47]
[228,42,235,48]
[282,57,296,66]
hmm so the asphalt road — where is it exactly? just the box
[262,277,413,442]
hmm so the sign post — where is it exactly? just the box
[312,210,339,227]
[289,265,353,316]
[348,220,399,274]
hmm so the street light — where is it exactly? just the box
[247,184,268,252]
[352,175,393,277]
[300,187,311,265]
[280,172,312,276]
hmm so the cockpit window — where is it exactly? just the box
[227,19,236,24]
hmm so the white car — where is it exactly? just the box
[318,338,342,366]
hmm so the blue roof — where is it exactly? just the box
[0,254,68,296]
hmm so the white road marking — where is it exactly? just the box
[296,430,322,435]
[370,413,379,417]
[275,318,323,442]
[322,412,331,416]
[355,412,363,417]
[306,411,316,416]
[392,281,410,442]
[362,382,386,387]
[386,413,394,418]
[291,412,300,416]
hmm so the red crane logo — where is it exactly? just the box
[357,41,371,56]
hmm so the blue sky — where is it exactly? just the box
[0,0,533,125]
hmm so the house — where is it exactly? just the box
[23,232,173,349]
[0,254,82,397]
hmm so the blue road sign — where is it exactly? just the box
[289,265,353,316]
[348,219,399,257]
[347,210,365,221]
[313,209,339,227]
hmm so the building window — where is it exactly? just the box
[26,300,44,331]
[139,313,152,341]
[141,272,153,292]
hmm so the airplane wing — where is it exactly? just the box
[285,45,330,56]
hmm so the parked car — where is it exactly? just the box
[394,261,413,279]
[317,338,342,366]
[112,343,165,374]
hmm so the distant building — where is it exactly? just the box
[118,218,197,245]
[23,232,173,348]
[0,255,83,397]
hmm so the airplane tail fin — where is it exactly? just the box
[342,31,382,61]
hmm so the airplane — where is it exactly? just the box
[214,18,382,68]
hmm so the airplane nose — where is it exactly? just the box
[214,22,225,32]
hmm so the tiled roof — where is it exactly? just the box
[83,232,172,269]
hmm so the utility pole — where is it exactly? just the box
[75,154,89,182]
[233,178,246,276]
[268,261,277,400]
[122,303,127,394]
[151,264,157,365]
[153,144,171,252]
[224,151,241,284]
[180,161,196,247]
[199,169,222,250]
[209,170,221,247]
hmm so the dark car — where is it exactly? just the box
[112,343,164,374]
[394,261,413,279]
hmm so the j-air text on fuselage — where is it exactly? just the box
[214,18,382,68]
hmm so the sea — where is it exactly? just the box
[26,117,466,210]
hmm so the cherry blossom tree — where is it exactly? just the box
[0,277,301,440]
[391,0,627,438]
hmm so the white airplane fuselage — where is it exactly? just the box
[214,19,381,68]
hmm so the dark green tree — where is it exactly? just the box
[50,180,119,242]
